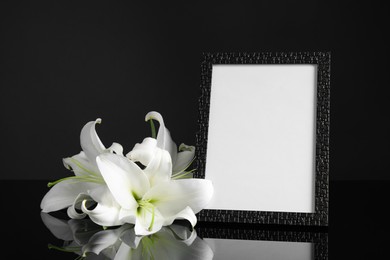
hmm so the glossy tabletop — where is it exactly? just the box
[0,180,387,259]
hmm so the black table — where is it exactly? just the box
[0,180,387,259]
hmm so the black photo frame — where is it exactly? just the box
[195,52,330,226]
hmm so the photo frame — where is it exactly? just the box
[195,52,330,226]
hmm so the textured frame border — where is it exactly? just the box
[195,52,330,226]
[196,226,328,260]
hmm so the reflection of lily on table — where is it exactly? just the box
[42,213,214,259]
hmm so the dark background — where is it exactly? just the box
[0,0,388,180]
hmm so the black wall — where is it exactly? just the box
[1,1,388,180]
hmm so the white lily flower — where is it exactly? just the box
[91,153,213,236]
[127,111,196,180]
[41,118,123,220]
[41,111,213,237]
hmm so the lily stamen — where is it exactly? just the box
[171,156,196,177]
[48,244,81,253]
[47,175,104,187]
[69,158,99,177]
[171,169,196,180]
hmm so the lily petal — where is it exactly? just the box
[120,227,142,249]
[63,151,100,177]
[82,224,130,256]
[115,242,142,260]
[81,187,125,227]
[67,207,86,220]
[143,148,172,186]
[127,137,173,186]
[173,144,195,174]
[183,236,215,260]
[100,246,120,260]
[169,223,198,246]
[41,180,99,213]
[80,118,105,166]
[163,206,197,228]
[107,142,124,156]
[68,218,103,246]
[158,228,214,260]
[145,111,178,164]
[118,208,137,224]
[88,185,116,206]
[126,137,158,167]
[81,199,123,227]
[40,212,74,241]
[134,207,164,236]
[96,153,149,209]
[139,225,213,260]
[67,193,89,219]
[143,179,213,216]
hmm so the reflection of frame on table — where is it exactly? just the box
[196,226,328,260]
[195,52,330,226]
